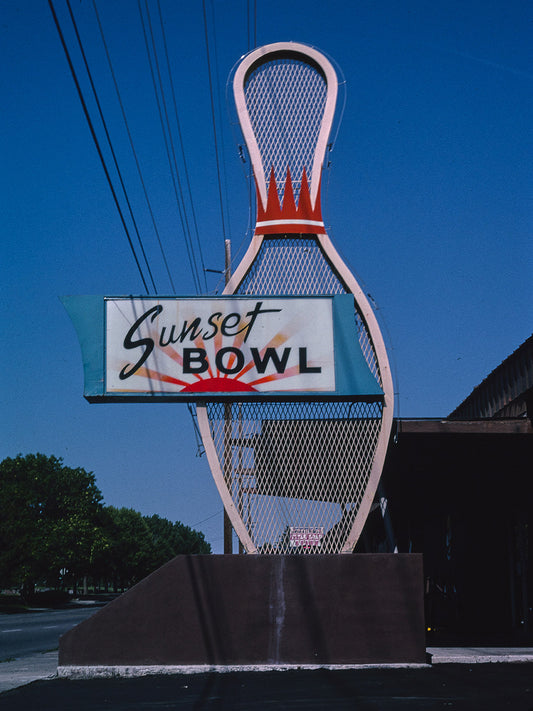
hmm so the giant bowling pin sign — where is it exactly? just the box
[197,42,394,554]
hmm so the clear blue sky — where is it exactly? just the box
[2,1,531,552]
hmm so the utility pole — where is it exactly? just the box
[223,239,233,554]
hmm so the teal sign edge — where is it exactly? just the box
[331,294,382,400]
[61,295,105,398]
[62,294,383,403]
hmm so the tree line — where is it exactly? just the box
[0,453,211,599]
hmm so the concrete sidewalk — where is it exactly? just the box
[428,647,533,664]
[0,651,58,693]
[2,647,533,694]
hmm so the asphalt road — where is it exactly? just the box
[1,665,533,710]
[0,607,98,661]
[2,608,533,709]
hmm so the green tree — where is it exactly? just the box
[169,520,211,555]
[102,507,154,589]
[144,514,211,567]
[144,514,182,571]
[0,453,104,597]
[101,509,212,590]
[0,454,212,597]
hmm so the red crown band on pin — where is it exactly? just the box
[254,166,326,235]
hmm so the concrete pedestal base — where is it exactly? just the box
[59,554,425,667]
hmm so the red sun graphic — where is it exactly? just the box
[182,377,257,393]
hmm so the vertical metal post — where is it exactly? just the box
[223,240,233,554]
[237,402,244,555]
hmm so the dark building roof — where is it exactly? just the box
[374,334,533,640]
[449,334,533,419]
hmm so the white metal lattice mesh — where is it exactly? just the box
[206,400,382,554]
[244,57,327,203]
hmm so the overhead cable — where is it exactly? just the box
[93,0,174,294]
[202,0,229,248]
[66,0,158,294]
[156,0,207,293]
[49,0,152,294]
[139,0,202,294]
[248,0,257,50]
[208,0,233,251]
[143,0,201,292]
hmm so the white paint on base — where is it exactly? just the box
[57,662,429,678]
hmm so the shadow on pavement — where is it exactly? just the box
[1,665,533,710]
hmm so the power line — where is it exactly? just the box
[93,0,174,294]
[49,0,152,294]
[139,0,202,294]
[208,0,233,251]
[191,509,222,528]
[67,0,158,294]
[156,0,207,293]
[202,0,229,248]
[143,0,200,292]
[248,0,257,50]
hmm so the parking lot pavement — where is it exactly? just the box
[1,661,533,710]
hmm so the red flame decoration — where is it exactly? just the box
[255,167,325,235]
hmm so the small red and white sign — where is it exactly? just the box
[289,526,324,548]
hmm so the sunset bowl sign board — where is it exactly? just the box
[62,294,383,403]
